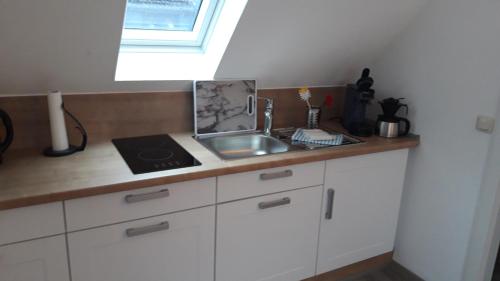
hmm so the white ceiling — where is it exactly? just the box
[0,0,428,95]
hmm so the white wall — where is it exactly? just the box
[0,0,426,95]
[463,97,500,281]
[371,0,500,280]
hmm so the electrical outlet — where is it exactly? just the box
[476,115,495,134]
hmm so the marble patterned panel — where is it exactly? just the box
[194,80,256,135]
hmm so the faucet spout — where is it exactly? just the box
[259,97,274,136]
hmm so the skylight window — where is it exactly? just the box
[124,0,202,31]
[121,0,221,49]
[115,0,248,81]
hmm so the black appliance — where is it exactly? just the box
[112,135,201,174]
[342,68,376,137]
[0,109,14,164]
[376,98,411,137]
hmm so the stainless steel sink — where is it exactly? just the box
[196,128,362,160]
[197,133,290,160]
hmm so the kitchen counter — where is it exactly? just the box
[0,122,419,210]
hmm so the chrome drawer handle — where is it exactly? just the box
[126,221,169,237]
[325,189,335,220]
[258,197,291,209]
[260,170,293,180]
[125,189,170,203]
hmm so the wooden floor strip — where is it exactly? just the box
[303,252,424,281]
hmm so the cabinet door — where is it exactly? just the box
[0,235,69,281]
[68,206,215,281]
[216,186,322,281]
[317,149,408,274]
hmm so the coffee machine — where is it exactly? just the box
[376,98,411,138]
[342,68,375,137]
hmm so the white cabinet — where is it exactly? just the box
[65,178,216,231]
[0,202,65,245]
[68,206,215,281]
[216,186,323,281]
[0,150,412,281]
[316,149,408,274]
[217,161,324,202]
[0,235,69,281]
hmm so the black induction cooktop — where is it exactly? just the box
[112,135,201,174]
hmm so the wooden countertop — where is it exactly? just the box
[0,122,419,210]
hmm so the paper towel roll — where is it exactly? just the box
[47,91,69,151]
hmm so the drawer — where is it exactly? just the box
[217,161,324,202]
[0,202,65,246]
[65,178,216,231]
[68,206,215,281]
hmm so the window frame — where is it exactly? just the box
[120,0,223,51]
[115,0,249,81]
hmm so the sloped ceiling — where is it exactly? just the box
[0,0,428,95]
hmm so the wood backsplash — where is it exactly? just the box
[0,87,345,150]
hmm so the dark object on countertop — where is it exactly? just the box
[44,102,87,157]
[342,68,376,137]
[356,68,374,92]
[351,121,375,137]
[113,134,201,174]
[0,108,14,165]
[376,98,411,138]
[379,97,408,117]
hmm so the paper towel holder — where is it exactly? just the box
[43,102,87,157]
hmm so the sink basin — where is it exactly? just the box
[197,133,290,160]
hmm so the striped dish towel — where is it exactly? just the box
[291,129,344,145]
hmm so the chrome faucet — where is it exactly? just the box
[259,97,273,136]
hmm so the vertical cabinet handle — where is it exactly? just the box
[258,197,291,209]
[247,95,255,116]
[126,221,170,237]
[260,170,293,180]
[125,189,170,203]
[325,189,335,220]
